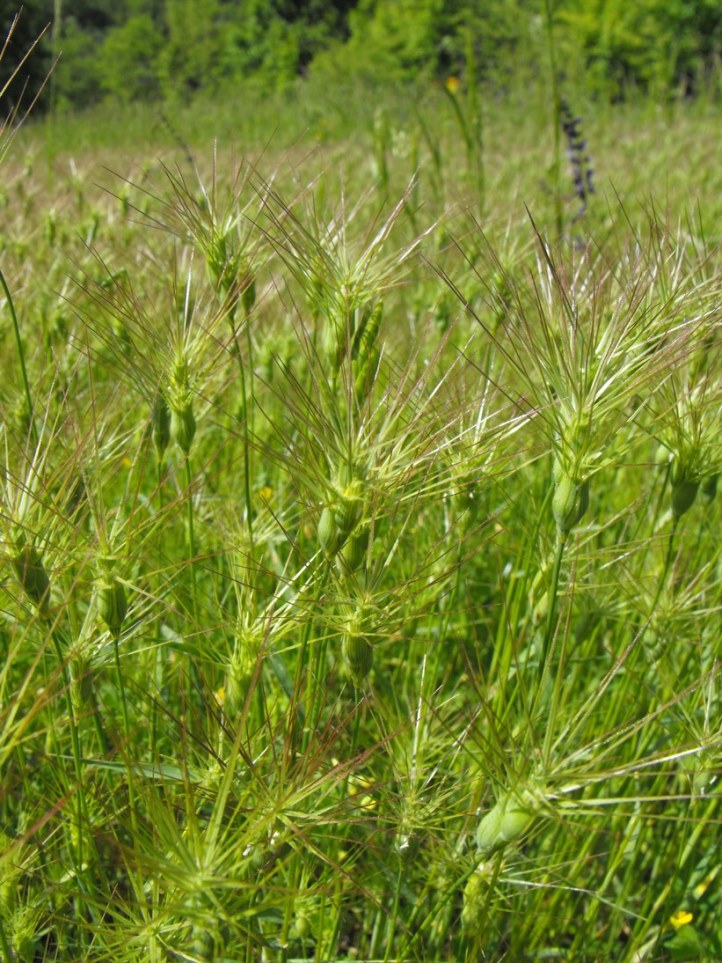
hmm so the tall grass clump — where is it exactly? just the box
[4,41,722,961]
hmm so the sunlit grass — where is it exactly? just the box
[1,81,722,961]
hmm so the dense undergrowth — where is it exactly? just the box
[1,79,722,962]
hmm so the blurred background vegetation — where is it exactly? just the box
[5,0,722,115]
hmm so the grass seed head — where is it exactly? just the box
[11,536,50,614]
[225,630,260,717]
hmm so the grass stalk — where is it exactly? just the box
[184,454,198,619]
[0,266,36,446]
[228,316,256,555]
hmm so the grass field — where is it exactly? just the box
[2,82,722,961]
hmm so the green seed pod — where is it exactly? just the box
[11,540,50,613]
[152,393,171,457]
[474,800,504,854]
[97,576,128,639]
[476,790,536,855]
[318,506,343,558]
[342,618,373,685]
[171,402,196,455]
[552,472,589,534]
[333,482,364,537]
[671,478,698,519]
[339,524,369,572]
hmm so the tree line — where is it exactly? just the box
[3,0,722,112]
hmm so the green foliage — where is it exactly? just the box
[157,0,226,98]
[52,16,104,111]
[7,61,722,958]
[322,0,537,85]
[99,14,163,102]
[557,0,722,97]
[5,0,722,111]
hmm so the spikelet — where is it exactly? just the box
[341,609,373,685]
[171,403,196,455]
[552,469,589,535]
[318,506,342,558]
[241,274,256,316]
[351,302,382,365]
[97,574,128,639]
[339,523,369,572]
[224,629,261,717]
[352,302,382,402]
[318,474,365,558]
[671,463,699,519]
[152,392,171,458]
[333,480,364,537]
[169,353,197,455]
[11,536,50,614]
[475,788,539,856]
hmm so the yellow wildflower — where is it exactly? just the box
[670,910,693,930]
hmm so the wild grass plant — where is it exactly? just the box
[3,74,722,963]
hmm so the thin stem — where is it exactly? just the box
[49,625,88,899]
[538,532,567,687]
[645,520,678,625]
[0,267,36,446]
[185,454,197,619]
[382,867,404,963]
[291,564,330,752]
[150,453,166,758]
[114,635,138,835]
[228,316,255,554]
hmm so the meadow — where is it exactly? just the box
[2,78,722,961]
